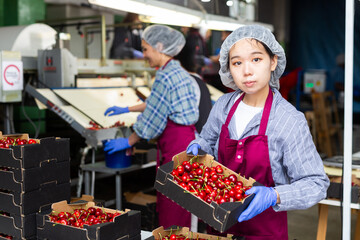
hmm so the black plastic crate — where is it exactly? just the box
[154,151,258,233]
[0,182,71,215]
[0,212,37,239]
[0,160,70,193]
[0,137,70,169]
[37,201,141,240]
[123,192,158,231]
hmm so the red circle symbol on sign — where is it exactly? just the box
[3,64,20,86]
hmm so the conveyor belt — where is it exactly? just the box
[25,84,142,147]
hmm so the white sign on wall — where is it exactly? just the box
[2,61,23,91]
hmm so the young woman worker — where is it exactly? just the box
[103,25,199,228]
[186,25,330,239]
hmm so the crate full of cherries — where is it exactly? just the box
[154,151,259,233]
[145,226,236,240]
[37,200,141,240]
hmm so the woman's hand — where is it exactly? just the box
[238,186,278,222]
[103,138,131,154]
[104,106,129,116]
[186,143,201,156]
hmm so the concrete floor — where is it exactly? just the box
[287,204,358,240]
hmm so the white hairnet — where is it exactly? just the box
[219,25,286,90]
[142,25,185,57]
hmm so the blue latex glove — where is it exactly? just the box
[104,106,129,116]
[203,57,212,66]
[238,186,277,222]
[103,138,131,154]
[186,143,201,156]
[133,49,143,59]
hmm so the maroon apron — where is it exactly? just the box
[156,119,196,229]
[216,87,288,240]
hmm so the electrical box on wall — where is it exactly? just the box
[37,48,77,88]
[303,70,326,93]
[0,51,23,102]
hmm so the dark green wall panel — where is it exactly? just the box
[3,0,45,26]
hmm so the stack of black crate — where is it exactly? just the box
[0,135,71,240]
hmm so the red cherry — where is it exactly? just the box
[215,165,224,174]
[183,162,192,172]
[228,174,238,183]
[59,219,68,225]
[191,162,199,169]
[235,192,244,201]
[216,181,225,189]
[87,207,96,215]
[95,208,103,216]
[176,165,185,175]
[211,174,219,182]
[198,191,206,200]
[171,169,179,177]
[195,168,203,176]
[217,197,227,205]
[229,189,236,197]
[57,212,67,219]
[236,181,244,188]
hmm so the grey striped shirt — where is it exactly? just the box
[190,88,329,211]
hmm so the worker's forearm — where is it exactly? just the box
[128,102,146,112]
[128,132,141,146]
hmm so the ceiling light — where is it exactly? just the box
[201,0,211,2]
[88,0,202,26]
[200,14,273,32]
[201,14,244,31]
[226,0,234,6]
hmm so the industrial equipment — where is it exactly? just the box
[0,51,23,103]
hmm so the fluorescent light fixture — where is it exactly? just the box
[201,0,211,2]
[88,0,273,31]
[200,14,274,32]
[139,15,195,27]
[59,32,71,40]
[88,0,202,27]
[201,14,244,31]
[226,0,234,7]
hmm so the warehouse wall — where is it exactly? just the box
[0,0,3,26]
[1,0,45,26]
[288,0,360,88]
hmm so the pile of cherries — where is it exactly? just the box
[160,233,206,240]
[49,207,122,228]
[88,120,125,130]
[171,157,252,205]
[0,137,38,149]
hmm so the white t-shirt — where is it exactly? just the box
[234,96,263,139]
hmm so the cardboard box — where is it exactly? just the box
[0,181,71,215]
[37,200,141,240]
[154,151,259,233]
[70,195,95,203]
[147,226,236,240]
[123,191,157,231]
